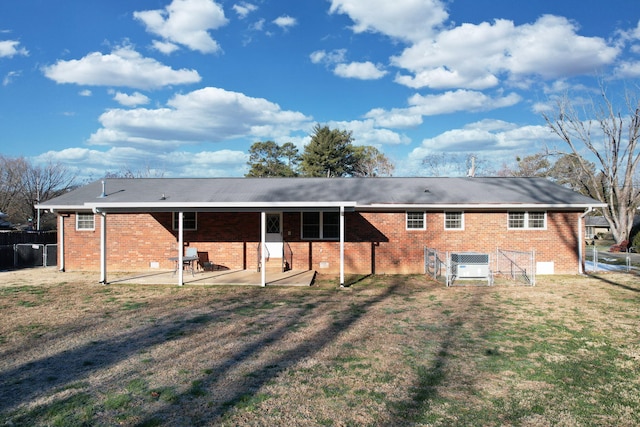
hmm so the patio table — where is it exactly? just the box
[169,255,199,276]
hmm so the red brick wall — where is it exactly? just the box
[59,210,583,274]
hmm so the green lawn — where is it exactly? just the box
[0,271,639,426]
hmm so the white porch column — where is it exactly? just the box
[58,214,65,272]
[261,211,266,287]
[178,211,184,286]
[340,205,345,287]
[99,212,107,284]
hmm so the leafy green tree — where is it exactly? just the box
[245,141,299,177]
[352,146,395,177]
[301,125,356,177]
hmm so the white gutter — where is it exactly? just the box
[578,207,594,274]
[363,203,607,210]
[83,201,358,210]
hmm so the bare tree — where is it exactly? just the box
[352,146,395,177]
[0,155,28,218]
[0,156,77,230]
[543,87,640,243]
[422,153,493,177]
[104,164,166,178]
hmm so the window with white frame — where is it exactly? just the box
[76,213,95,230]
[406,211,426,230]
[444,211,464,230]
[172,212,197,230]
[508,211,546,229]
[302,211,339,239]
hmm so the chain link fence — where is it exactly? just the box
[495,249,535,286]
[425,247,536,286]
[588,245,639,272]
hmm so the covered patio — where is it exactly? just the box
[105,268,316,286]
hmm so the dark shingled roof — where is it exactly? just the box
[38,177,604,210]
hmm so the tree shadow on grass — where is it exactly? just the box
[131,280,404,425]
[384,288,501,425]
[586,271,640,293]
[0,298,231,415]
[1,279,404,426]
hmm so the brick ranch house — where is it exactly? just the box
[37,177,605,286]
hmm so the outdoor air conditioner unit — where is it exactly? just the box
[451,253,490,278]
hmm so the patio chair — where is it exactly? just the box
[183,247,198,275]
[198,251,215,271]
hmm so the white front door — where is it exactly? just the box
[265,213,283,258]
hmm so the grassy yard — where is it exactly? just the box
[0,270,639,426]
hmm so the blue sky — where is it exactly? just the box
[1,0,639,180]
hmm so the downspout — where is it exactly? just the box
[579,207,594,274]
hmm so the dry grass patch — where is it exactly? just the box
[0,269,639,426]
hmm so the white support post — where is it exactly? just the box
[99,212,107,284]
[178,211,184,286]
[261,211,266,287]
[340,205,345,287]
[59,214,65,272]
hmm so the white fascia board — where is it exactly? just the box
[37,204,91,212]
[360,202,607,210]
[86,201,358,212]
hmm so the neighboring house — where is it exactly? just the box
[0,212,12,229]
[585,216,611,240]
[37,177,605,285]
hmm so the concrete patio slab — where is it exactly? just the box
[106,269,316,286]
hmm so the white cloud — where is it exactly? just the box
[327,119,410,146]
[614,60,640,78]
[392,15,620,90]
[3,70,21,86]
[365,90,521,129]
[329,0,448,42]
[34,146,249,178]
[249,19,265,32]
[88,87,312,149]
[310,49,346,65]
[42,46,201,89]
[112,91,151,107]
[79,89,92,97]
[233,2,257,19]
[273,15,297,30]
[0,40,28,57]
[134,0,228,54]
[334,61,387,80]
[407,90,522,115]
[310,49,386,80]
[151,40,180,54]
[395,67,499,90]
[406,120,554,174]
